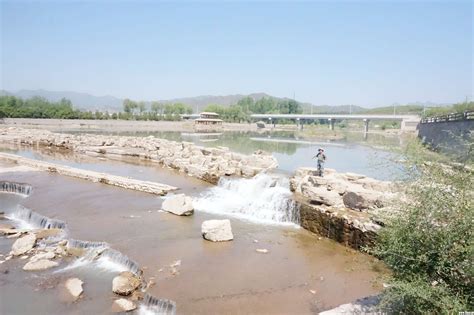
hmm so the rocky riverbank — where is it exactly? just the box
[0,180,176,314]
[291,167,398,249]
[0,127,278,184]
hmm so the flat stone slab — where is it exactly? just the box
[0,152,177,195]
[12,233,36,256]
[23,259,59,271]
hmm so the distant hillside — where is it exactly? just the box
[361,105,424,115]
[0,89,452,115]
[300,103,366,114]
[2,89,365,114]
[158,93,272,108]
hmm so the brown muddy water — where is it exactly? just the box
[0,154,388,314]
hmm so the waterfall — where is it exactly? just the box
[58,240,142,275]
[0,181,32,196]
[96,248,142,275]
[8,206,66,230]
[67,239,107,249]
[193,173,300,225]
[139,294,176,315]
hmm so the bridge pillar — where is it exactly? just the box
[401,118,420,132]
[363,119,370,139]
[296,118,302,130]
[328,118,335,130]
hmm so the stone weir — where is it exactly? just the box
[291,167,397,250]
[0,152,177,195]
[0,127,278,184]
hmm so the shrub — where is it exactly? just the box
[370,141,473,313]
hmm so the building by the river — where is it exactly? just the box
[194,112,224,131]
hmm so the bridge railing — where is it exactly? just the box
[421,111,474,124]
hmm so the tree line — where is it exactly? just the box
[0,95,194,121]
[0,95,303,122]
[203,96,303,122]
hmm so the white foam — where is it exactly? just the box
[193,173,300,226]
[56,245,141,275]
[7,206,67,230]
[95,255,130,273]
[55,255,94,273]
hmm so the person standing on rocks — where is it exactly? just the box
[313,148,326,177]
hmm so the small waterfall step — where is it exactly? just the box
[0,181,32,196]
[8,206,66,230]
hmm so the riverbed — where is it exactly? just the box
[0,126,398,314]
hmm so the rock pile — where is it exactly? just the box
[291,167,395,210]
[291,167,397,249]
[0,127,278,184]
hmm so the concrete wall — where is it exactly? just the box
[417,120,473,154]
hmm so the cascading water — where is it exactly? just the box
[193,173,300,225]
[0,181,32,196]
[67,239,108,249]
[97,248,142,275]
[58,240,142,275]
[139,294,176,315]
[7,206,67,230]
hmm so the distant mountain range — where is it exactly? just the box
[0,89,450,114]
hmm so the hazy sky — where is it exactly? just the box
[1,1,472,106]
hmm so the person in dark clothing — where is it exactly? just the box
[313,148,326,177]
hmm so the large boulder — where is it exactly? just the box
[12,233,36,256]
[162,194,194,216]
[65,278,84,299]
[23,259,59,271]
[343,190,385,210]
[343,192,369,210]
[301,185,343,207]
[201,219,234,242]
[112,271,141,296]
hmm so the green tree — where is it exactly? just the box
[138,101,146,114]
[150,101,164,115]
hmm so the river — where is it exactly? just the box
[0,128,397,314]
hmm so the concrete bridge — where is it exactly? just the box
[183,113,420,133]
